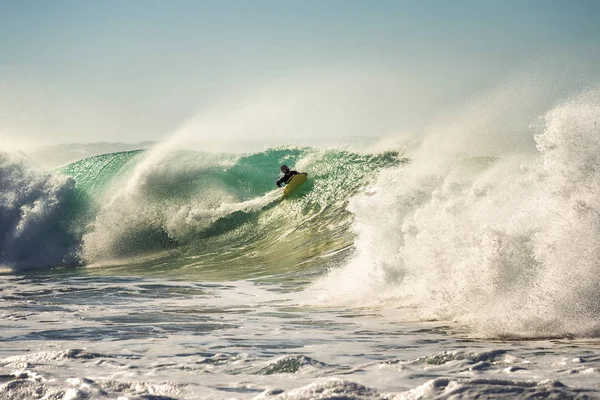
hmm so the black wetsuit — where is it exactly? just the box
[276,170,298,187]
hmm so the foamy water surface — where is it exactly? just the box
[2,275,600,399]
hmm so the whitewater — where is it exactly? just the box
[3,89,600,399]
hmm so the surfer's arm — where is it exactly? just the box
[277,171,301,187]
[286,171,299,183]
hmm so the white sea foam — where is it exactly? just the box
[165,189,281,238]
[312,87,600,338]
[80,150,240,260]
[0,153,78,270]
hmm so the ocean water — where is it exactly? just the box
[3,91,600,399]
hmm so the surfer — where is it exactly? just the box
[276,165,300,187]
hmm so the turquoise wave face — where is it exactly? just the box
[57,147,404,280]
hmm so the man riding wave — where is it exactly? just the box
[276,165,305,187]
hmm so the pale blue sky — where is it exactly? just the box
[1,0,599,147]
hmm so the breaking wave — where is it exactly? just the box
[312,88,600,338]
[0,154,80,270]
[0,146,401,276]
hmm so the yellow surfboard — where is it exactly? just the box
[283,173,307,198]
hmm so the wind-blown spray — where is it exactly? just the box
[313,88,600,338]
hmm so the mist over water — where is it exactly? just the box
[312,87,600,338]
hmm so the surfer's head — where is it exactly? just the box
[280,165,290,173]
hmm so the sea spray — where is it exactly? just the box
[312,88,600,338]
[80,150,241,260]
